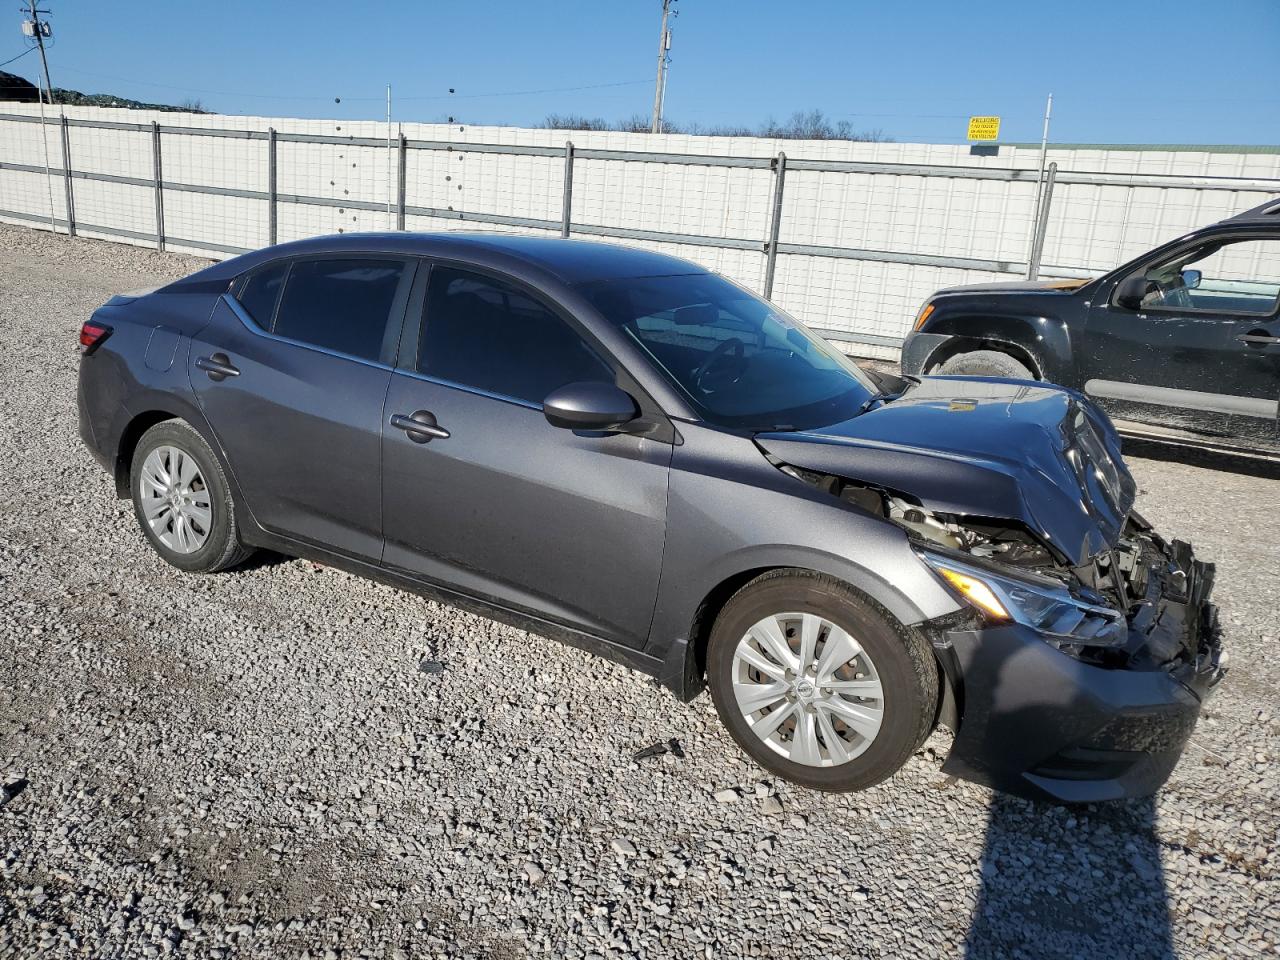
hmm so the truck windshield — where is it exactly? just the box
[580,272,875,430]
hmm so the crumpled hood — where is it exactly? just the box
[756,376,1137,566]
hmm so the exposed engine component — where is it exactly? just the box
[777,460,1055,570]
[777,456,1216,670]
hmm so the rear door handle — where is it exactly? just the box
[195,353,240,381]
[390,410,450,443]
[1236,334,1280,346]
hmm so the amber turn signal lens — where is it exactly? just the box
[936,568,1010,621]
[913,303,935,331]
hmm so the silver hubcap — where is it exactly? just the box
[139,445,212,555]
[732,612,884,767]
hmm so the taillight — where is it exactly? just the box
[79,320,112,355]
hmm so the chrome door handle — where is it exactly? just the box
[1236,334,1280,345]
[390,411,450,443]
[195,353,240,381]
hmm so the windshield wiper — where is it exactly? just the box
[856,390,898,416]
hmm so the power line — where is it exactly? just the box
[0,46,36,69]
[53,65,649,104]
[398,79,650,102]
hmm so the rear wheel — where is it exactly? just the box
[130,420,253,573]
[707,570,938,791]
[934,349,1034,380]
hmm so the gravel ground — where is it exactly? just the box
[1,223,1277,960]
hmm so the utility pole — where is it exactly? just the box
[1032,94,1054,225]
[650,0,674,134]
[24,0,55,103]
[21,0,57,233]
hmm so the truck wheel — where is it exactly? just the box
[934,350,1034,380]
[706,570,938,792]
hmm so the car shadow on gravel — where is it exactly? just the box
[229,549,292,572]
[965,793,1173,959]
[961,665,1177,959]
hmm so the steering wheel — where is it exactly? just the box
[693,337,746,394]
[1146,271,1194,310]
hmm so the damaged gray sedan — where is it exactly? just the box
[77,233,1225,803]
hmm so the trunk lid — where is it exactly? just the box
[756,376,1136,566]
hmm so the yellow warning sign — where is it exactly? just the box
[966,116,1001,141]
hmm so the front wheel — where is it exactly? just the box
[130,419,254,573]
[707,570,938,792]
[934,349,1034,380]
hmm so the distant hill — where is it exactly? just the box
[0,70,38,102]
[51,87,210,113]
[0,70,208,113]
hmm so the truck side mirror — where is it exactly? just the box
[1114,274,1149,310]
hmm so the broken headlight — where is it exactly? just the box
[919,551,1127,649]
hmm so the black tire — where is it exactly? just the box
[707,570,938,792]
[934,349,1034,380]
[129,419,254,573]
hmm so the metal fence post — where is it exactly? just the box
[762,151,787,300]
[397,132,407,231]
[58,115,75,237]
[266,128,276,245]
[150,121,165,251]
[561,141,575,238]
[1026,161,1057,280]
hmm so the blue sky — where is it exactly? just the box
[13,0,1280,144]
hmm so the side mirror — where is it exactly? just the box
[1181,268,1202,290]
[1114,273,1150,310]
[542,381,639,431]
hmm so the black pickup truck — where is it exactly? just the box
[901,198,1280,456]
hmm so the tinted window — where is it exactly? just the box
[582,272,874,430]
[237,260,287,328]
[273,258,407,362]
[418,267,613,404]
[1138,237,1280,315]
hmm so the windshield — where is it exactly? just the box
[580,273,875,430]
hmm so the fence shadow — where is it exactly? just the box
[1121,436,1280,480]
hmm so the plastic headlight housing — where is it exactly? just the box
[920,551,1127,649]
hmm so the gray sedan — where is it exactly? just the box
[77,233,1224,802]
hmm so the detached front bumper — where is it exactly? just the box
[933,539,1225,804]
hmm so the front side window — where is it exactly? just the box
[271,258,408,362]
[417,267,614,405]
[581,272,875,430]
[1134,237,1280,315]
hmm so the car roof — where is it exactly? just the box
[1219,196,1280,225]
[208,232,710,285]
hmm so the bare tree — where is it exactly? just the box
[542,114,612,131]
[537,108,889,141]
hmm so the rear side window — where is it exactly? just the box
[417,267,613,405]
[272,258,407,362]
[237,260,288,328]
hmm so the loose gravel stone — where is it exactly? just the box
[0,223,1276,959]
